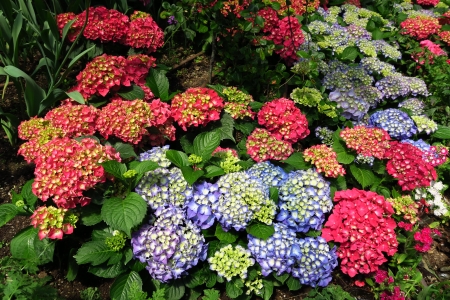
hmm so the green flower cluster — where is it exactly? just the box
[219,151,242,174]
[105,230,127,252]
[208,245,255,281]
[411,115,438,135]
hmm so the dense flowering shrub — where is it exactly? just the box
[31,206,77,240]
[400,16,441,40]
[131,205,207,282]
[124,11,164,52]
[171,88,224,131]
[303,145,346,178]
[412,40,447,64]
[257,98,309,143]
[246,128,294,162]
[267,16,305,65]
[340,126,391,159]
[369,109,417,140]
[322,189,398,277]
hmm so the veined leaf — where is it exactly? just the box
[74,240,115,266]
[350,164,375,189]
[193,131,221,162]
[110,271,143,300]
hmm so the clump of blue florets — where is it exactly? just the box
[401,139,430,153]
[131,205,207,282]
[247,223,297,276]
[139,145,171,168]
[135,167,193,210]
[290,237,338,287]
[375,74,428,99]
[246,162,288,188]
[186,181,220,229]
[398,98,426,115]
[213,171,275,231]
[315,127,334,146]
[369,108,418,140]
[276,169,332,233]
[329,89,370,120]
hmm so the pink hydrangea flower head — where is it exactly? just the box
[439,31,450,46]
[257,98,309,143]
[416,0,440,6]
[56,12,80,42]
[340,126,391,159]
[30,206,78,240]
[171,87,224,131]
[246,128,294,162]
[414,227,440,252]
[398,221,413,231]
[124,54,157,85]
[123,11,164,52]
[257,8,279,33]
[303,144,346,178]
[400,16,441,40]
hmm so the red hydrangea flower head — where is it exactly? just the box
[96,97,170,144]
[124,11,164,52]
[246,128,294,162]
[56,12,80,42]
[30,206,77,240]
[31,137,120,208]
[414,227,441,252]
[303,144,346,178]
[18,117,52,141]
[398,221,413,231]
[385,141,437,191]
[147,119,177,146]
[416,0,440,6]
[438,31,450,46]
[340,126,391,159]
[423,145,448,166]
[124,54,157,85]
[257,98,309,143]
[44,101,98,138]
[322,189,398,277]
[400,16,441,40]
[257,7,279,33]
[171,87,224,131]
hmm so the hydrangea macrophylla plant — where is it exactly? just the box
[340,126,391,159]
[208,244,255,281]
[375,74,428,99]
[171,87,224,131]
[387,195,420,224]
[186,181,220,229]
[246,161,288,188]
[398,98,426,115]
[135,167,193,210]
[411,115,438,134]
[30,137,120,208]
[322,189,398,277]
[30,206,78,240]
[412,40,447,64]
[438,31,450,46]
[124,11,164,52]
[290,237,338,287]
[257,98,309,143]
[247,223,297,276]
[385,141,437,191]
[139,145,172,168]
[131,205,207,282]
[222,87,255,120]
[56,12,80,42]
[414,181,450,217]
[277,169,332,233]
[213,171,275,231]
[369,109,417,140]
[400,15,441,40]
[246,128,294,162]
[96,97,171,144]
[416,0,440,6]
[303,145,346,178]
[328,89,370,120]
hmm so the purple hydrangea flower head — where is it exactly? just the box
[347,24,371,40]
[213,171,275,231]
[131,205,207,282]
[328,89,370,120]
[277,169,332,233]
[360,57,396,76]
[246,162,288,188]
[186,181,220,229]
[368,108,417,140]
[135,167,193,210]
[290,237,338,287]
[247,223,297,276]
[398,98,426,115]
[139,145,171,168]
[375,74,410,99]
[353,86,383,108]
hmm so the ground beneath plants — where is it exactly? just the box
[1,52,450,300]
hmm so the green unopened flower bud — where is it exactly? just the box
[220,153,242,174]
[188,154,203,164]
[105,231,127,252]
[15,200,25,208]
[123,170,138,178]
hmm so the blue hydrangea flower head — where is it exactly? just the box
[290,237,338,287]
[329,89,370,120]
[277,169,332,233]
[186,181,220,229]
[248,223,297,276]
[401,139,431,152]
[139,145,171,168]
[368,108,417,140]
[131,205,207,282]
[398,98,425,115]
[135,167,193,210]
[246,162,288,188]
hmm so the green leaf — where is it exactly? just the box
[234,121,256,135]
[131,161,159,175]
[204,165,225,178]
[432,125,450,139]
[89,262,127,278]
[146,69,169,101]
[372,160,386,175]
[371,28,384,40]
[101,193,147,237]
[180,135,194,153]
[206,273,217,288]
[0,204,18,227]
[114,142,137,159]
[21,179,37,207]
[336,176,347,190]
[80,205,103,226]
[180,166,205,185]
[117,85,145,100]
[74,240,115,266]
[246,222,275,240]
[269,187,279,204]
[350,164,375,189]
[273,273,289,284]
[66,248,78,281]
[377,186,390,198]
[207,240,229,258]
[66,91,85,104]
[10,226,55,265]
[338,46,359,61]
[203,289,220,300]
[67,45,96,69]
[333,138,356,164]
[215,113,235,142]
[193,131,221,162]
[101,161,127,181]
[164,281,186,300]
[214,224,238,243]
[226,278,244,298]
[185,269,207,288]
[110,271,143,300]
[286,276,302,291]
[262,279,274,300]
[282,152,309,170]
[166,150,189,167]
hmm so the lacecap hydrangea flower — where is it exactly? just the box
[246,161,288,188]
[369,109,417,140]
[186,181,220,229]
[277,169,332,233]
[135,167,193,210]
[131,205,207,282]
[213,171,276,231]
